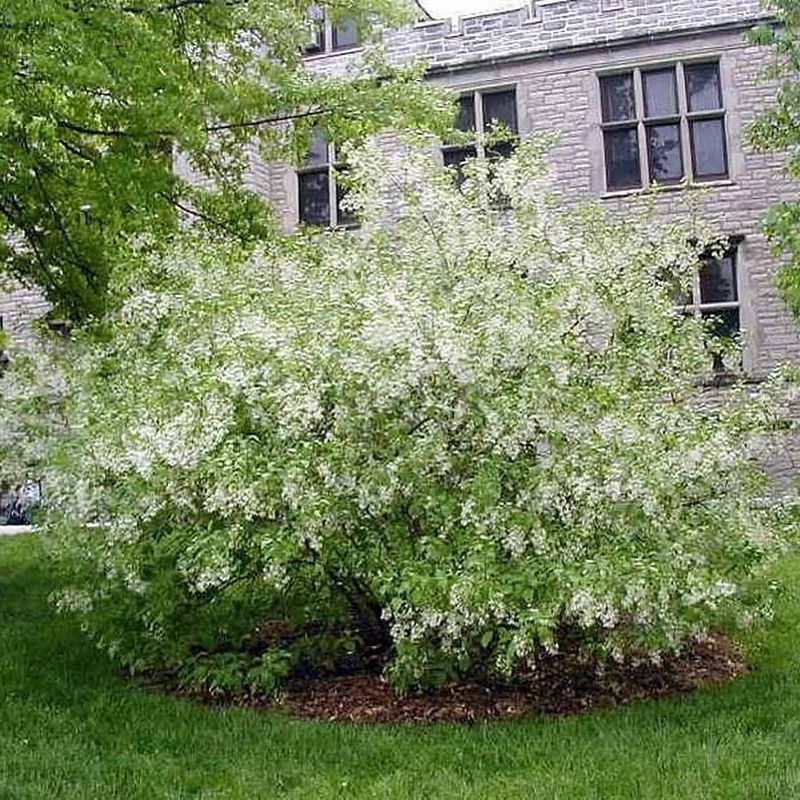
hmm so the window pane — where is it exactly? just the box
[703,308,740,371]
[482,90,518,134]
[305,129,329,167]
[600,74,636,122]
[487,140,516,161]
[646,123,683,183]
[336,179,358,227]
[444,146,477,187]
[298,170,329,225]
[304,22,325,53]
[642,68,678,117]
[332,18,359,50]
[685,63,722,112]
[454,95,476,133]
[443,146,477,170]
[691,118,727,179]
[604,127,641,190]
[702,308,740,339]
[700,252,737,304]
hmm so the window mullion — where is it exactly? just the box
[675,62,693,183]
[692,267,703,315]
[328,144,337,227]
[474,91,484,159]
[697,301,739,311]
[632,68,648,185]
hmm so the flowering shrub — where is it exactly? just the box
[21,140,797,690]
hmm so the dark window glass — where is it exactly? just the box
[703,306,741,372]
[304,21,325,53]
[642,68,678,118]
[482,90,518,134]
[691,118,727,179]
[305,129,329,167]
[487,140,516,160]
[332,18,359,50]
[700,252,737,304]
[454,95,476,133]
[685,63,722,112]
[604,127,641,190]
[298,170,329,225]
[600,73,636,122]
[443,146,478,180]
[702,307,739,337]
[646,123,683,183]
[443,147,476,169]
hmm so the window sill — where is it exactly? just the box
[303,45,365,61]
[699,369,745,388]
[601,178,736,200]
[297,221,361,232]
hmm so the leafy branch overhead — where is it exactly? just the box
[749,0,800,318]
[0,0,451,320]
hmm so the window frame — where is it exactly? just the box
[680,247,740,318]
[441,85,519,171]
[599,59,729,193]
[674,241,743,372]
[296,139,358,229]
[303,12,361,56]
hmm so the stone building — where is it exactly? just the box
[271,0,798,384]
[270,0,799,486]
[1,0,798,482]
[5,1,797,373]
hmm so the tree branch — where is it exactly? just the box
[57,106,331,139]
[205,106,333,132]
[58,139,98,162]
[57,120,174,139]
[0,200,57,295]
[158,191,242,237]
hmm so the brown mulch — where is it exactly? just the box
[278,634,746,724]
[138,633,746,725]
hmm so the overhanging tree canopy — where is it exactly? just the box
[0,0,449,320]
[750,1,800,318]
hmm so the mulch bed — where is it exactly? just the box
[278,635,746,724]
[142,633,746,724]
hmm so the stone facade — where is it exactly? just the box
[397,0,769,72]
[291,0,800,487]
[2,0,799,486]
[268,0,800,383]
[0,281,50,346]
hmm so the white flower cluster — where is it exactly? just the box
[14,138,796,684]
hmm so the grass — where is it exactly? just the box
[1,536,799,799]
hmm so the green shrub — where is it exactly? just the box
[20,140,797,692]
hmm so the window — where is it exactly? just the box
[303,10,360,54]
[675,244,741,371]
[332,18,359,50]
[297,130,357,228]
[600,61,728,191]
[442,88,518,174]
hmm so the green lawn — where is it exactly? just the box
[1,535,799,800]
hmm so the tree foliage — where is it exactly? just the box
[0,0,449,320]
[750,0,800,318]
[9,141,795,693]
